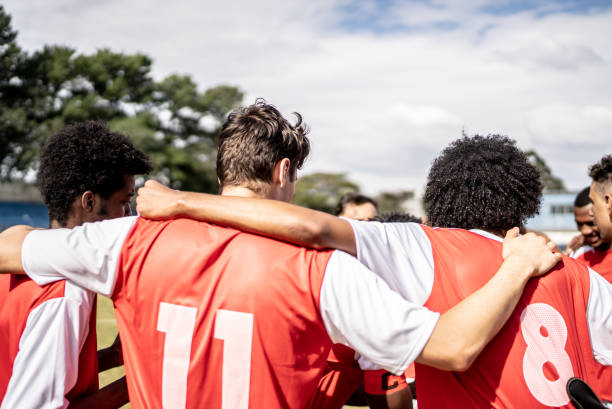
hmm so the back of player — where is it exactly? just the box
[111,217,335,409]
[416,226,596,409]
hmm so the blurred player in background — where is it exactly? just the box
[0,121,152,408]
[335,192,378,220]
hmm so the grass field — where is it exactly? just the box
[96,296,364,409]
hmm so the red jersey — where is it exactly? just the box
[112,218,334,409]
[575,247,612,283]
[574,246,612,401]
[0,275,98,407]
[416,227,596,409]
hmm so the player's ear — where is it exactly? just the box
[274,158,291,188]
[80,191,96,213]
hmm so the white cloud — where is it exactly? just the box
[3,0,612,194]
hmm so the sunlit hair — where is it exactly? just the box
[216,99,310,193]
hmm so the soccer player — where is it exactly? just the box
[135,135,612,408]
[0,118,560,408]
[571,187,612,280]
[589,155,612,245]
[0,122,152,409]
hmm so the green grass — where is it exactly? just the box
[97,296,129,409]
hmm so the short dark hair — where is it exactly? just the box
[335,193,378,216]
[371,212,421,223]
[574,187,592,207]
[38,121,152,225]
[216,99,310,192]
[424,134,542,231]
[589,155,612,185]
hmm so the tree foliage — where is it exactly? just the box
[525,150,566,193]
[292,172,360,213]
[0,5,243,192]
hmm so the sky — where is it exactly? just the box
[4,0,612,196]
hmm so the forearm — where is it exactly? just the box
[417,256,532,371]
[97,336,123,372]
[68,377,128,409]
[174,192,356,254]
[0,225,33,274]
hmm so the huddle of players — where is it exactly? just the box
[0,99,611,408]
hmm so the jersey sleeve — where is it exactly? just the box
[345,219,435,305]
[319,250,439,375]
[21,216,137,297]
[0,283,95,409]
[587,267,612,365]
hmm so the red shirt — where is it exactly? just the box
[111,218,334,409]
[0,275,98,405]
[416,227,596,409]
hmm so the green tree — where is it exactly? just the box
[374,190,414,214]
[0,6,243,192]
[292,172,360,213]
[525,150,566,192]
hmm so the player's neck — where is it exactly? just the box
[221,185,266,199]
[595,242,611,252]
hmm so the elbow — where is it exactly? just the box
[445,347,478,372]
[293,218,328,249]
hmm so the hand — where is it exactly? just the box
[502,227,562,278]
[565,233,584,255]
[136,180,183,219]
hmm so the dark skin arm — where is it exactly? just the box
[366,387,413,409]
[98,335,124,372]
[68,376,129,409]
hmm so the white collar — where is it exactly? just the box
[469,229,503,242]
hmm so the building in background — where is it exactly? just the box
[0,183,48,231]
[525,191,578,250]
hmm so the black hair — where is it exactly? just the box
[589,155,612,185]
[424,134,542,231]
[371,212,422,223]
[574,187,592,207]
[335,192,378,216]
[38,121,152,225]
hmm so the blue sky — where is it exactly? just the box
[3,0,612,202]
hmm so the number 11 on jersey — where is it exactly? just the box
[157,303,254,409]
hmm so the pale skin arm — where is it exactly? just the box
[136,180,356,253]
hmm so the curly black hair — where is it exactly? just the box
[423,134,542,231]
[589,155,612,185]
[38,121,152,225]
[371,212,422,223]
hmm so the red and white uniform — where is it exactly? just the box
[347,220,612,409]
[21,216,440,409]
[572,246,612,402]
[0,275,98,409]
[573,246,612,282]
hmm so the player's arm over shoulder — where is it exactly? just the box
[0,225,35,274]
[136,180,358,254]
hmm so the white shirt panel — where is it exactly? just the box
[346,220,435,305]
[320,250,439,375]
[571,245,594,259]
[587,267,612,365]
[22,216,137,297]
[1,282,94,409]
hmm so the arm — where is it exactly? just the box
[1,217,137,296]
[322,229,560,373]
[97,335,123,372]
[0,225,34,274]
[68,377,129,409]
[136,180,357,255]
